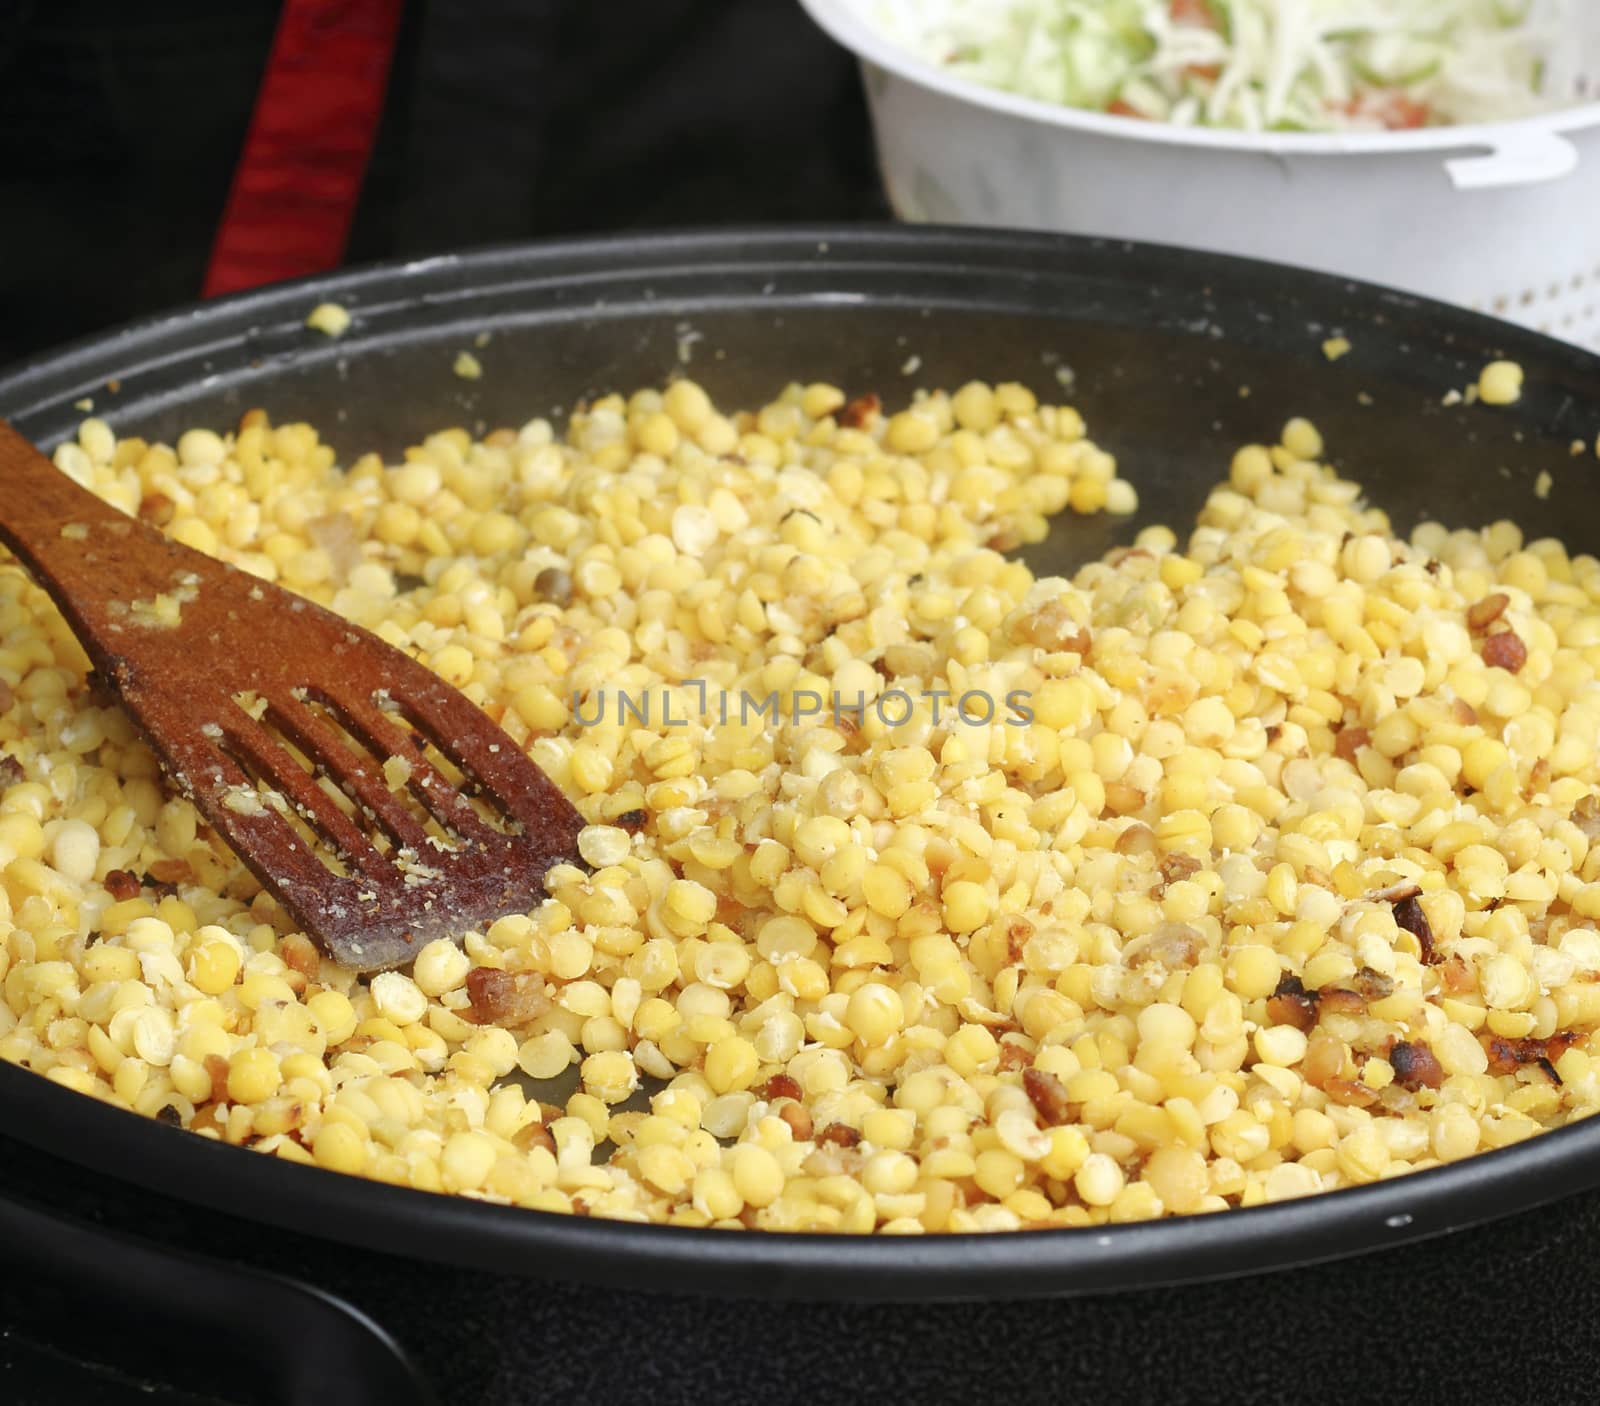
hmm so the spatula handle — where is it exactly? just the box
[0,419,139,555]
[0,418,233,669]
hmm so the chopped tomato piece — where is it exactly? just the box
[1107,99,1147,118]
[1170,0,1218,27]
[1383,96,1430,129]
[1340,92,1431,130]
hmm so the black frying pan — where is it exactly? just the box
[2,227,1599,1400]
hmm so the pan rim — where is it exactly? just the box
[5,1052,1600,1301]
[3,223,1600,1300]
[6,222,1594,416]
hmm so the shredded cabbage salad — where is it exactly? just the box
[862,0,1567,132]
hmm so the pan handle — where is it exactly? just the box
[0,1188,437,1406]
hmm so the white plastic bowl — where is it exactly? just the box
[799,0,1600,349]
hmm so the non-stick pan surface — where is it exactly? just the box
[2,227,1599,1305]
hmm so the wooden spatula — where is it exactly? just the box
[0,419,585,972]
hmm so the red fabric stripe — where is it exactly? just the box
[204,0,405,297]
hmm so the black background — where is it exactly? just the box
[0,0,884,366]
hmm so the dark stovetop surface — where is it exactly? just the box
[3,1130,1600,1406]
[2,1335,223,1406]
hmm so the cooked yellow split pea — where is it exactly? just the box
[305,303,352,338]
[1477,360,1524,407]
[2,377,1596,1236]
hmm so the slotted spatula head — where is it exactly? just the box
[0,419,585,972]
